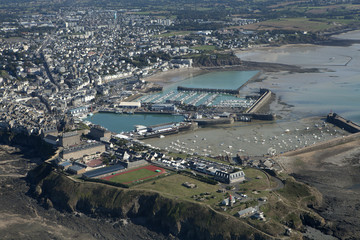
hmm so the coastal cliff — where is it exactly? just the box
[27,164,270,240]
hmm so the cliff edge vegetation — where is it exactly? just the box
[26,163,328,240]
[27,164,269,240]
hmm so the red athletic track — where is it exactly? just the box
[101,165,166,184]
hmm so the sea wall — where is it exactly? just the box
[236,113,275,121]
[237,71,261,91]
[326,113,360,133]
[177,86,240,95]
[193,117,234,126]
[246,89,272,114]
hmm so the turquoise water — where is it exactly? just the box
[176,71,258,90]
[86,71,258,133]
[84,113,184,133]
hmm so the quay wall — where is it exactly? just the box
[96,110,177,115]
[250,113,275,121]
[177,86,239,95]
[326,113,360,133]
[193,117,234,126]
[236,113,275,121]
[245,89,272,114]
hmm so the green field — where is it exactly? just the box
[133,174,225,205]
[191,45,217,51]
[241,17,359,32]
[109,168,158,184]
[133,168,276,207]
[241,168,277,190]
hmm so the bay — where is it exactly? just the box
[238,30,360,123]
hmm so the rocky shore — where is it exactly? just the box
[276,133,360,239]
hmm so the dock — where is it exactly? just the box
[245,89,272,114]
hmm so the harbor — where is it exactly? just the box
[144,117,349,157]
[138,70,260,108]
[84,69,273,139]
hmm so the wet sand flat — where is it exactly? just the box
[144,117,348,157]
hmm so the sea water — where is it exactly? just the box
[238,30,360,124]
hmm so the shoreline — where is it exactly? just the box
[143,29,360,87]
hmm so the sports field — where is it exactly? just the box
[101,165,166,184]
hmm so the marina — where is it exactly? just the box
[138,70,260,108]
[86,34,360,158]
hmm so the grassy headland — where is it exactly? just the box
[27,163,325,239]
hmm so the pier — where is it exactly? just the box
[245,89,272,114]
[326,113,360,133]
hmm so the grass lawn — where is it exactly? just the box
[236,168,279,201]
[191,45,217,51]
[133,174,226,206]
[133,167,276,208]
[108,168,159,184]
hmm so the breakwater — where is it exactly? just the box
[326,113,360,133]
[237,71,262,90]
[193,117,234,126]
[245,89,272,114]
[177,86,240,95]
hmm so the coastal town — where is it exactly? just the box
[0,9,282,177]
[1,2,360,240]
[1,4,360,201]
[0,9,276,134]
